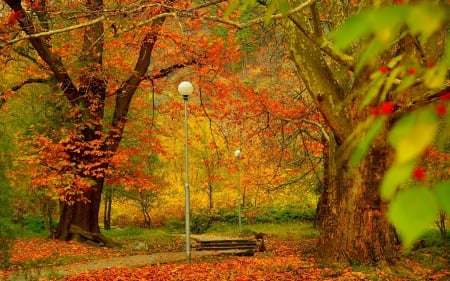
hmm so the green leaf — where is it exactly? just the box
[434,181,450,214]
[354,41,383,74]
[350,117,385,167]
[328,12,372,49]
[329,6,408,50]
[380,66,402,102]
[387,55,403,69]
[361,73,385,109]
[388,186,439,247]
[396,75,417,93]
[224,0,239,18]
[380,162,416,200]
[424,64,448,89]
[264,0,278,24]
[389,108,438,164]
[278,0,289,16]
[407,4,445,39]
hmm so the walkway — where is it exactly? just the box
[7,250,239,280]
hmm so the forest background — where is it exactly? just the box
[0,0,450,270]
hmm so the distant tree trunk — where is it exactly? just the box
[208,183,213,210]
[314,137,329,228]
[103,187,113,230]
[141,202,151,229]
[436,211,447,248]
[317,132,397,263]
[40,196,55,233]
[242,185,247,207]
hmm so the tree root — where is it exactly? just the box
[69,224,119,248]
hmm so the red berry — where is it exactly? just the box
[435,104,447,116]
[407,67,416,75]
[371,108,380,116]
[379,66,389,74]
[380,102,394,115]
[413,166,426,181]
[440,92,450,101]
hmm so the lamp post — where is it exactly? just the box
[178,81,193,262]
[234,149,242,232]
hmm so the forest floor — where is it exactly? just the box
[4,249,235,280]
[1,228,450,280]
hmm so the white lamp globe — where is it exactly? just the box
[178,81,194,97]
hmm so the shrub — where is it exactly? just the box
[164,218,185,233]
[190,212,220,234]
[0,219,14,269]
[0,185,14,269]
[218,205,316,224]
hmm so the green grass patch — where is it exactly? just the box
[206,221,319,240]
[103,227,184,252]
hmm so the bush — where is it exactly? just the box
[217,209,240,224]
[190,212,220,234]
[164,218,185,233]
[0,219,14,269]
[0,184,14,269]
[217,205,316,224]
[22,216,57,235]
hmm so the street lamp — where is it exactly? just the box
[178,81,193,262]
[234,149,242,232]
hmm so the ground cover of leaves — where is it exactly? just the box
[1,236,449,280]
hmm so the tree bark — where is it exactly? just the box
[54,178,104,240]
[283,1,398,264]
[317,132,397,264]
[103,187,113,230]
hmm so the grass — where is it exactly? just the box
[206,221,319,240]
[103,227,184,253]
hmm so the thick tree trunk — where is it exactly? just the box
[317,134,398,264]
[54,178,104,241]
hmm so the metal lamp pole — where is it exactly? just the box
[178,81,193,262]
[234,149,242,232]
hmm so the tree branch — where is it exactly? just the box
[4,0,81,106]
[141,60,197,81]
[202,0,318,29]
[0,15,106,49]
[0,77,53,109]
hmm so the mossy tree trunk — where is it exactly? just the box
[283,1,398,264]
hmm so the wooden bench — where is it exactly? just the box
[192,234,265,256]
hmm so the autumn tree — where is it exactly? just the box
[1,0,248,242]
[221,0,450,264]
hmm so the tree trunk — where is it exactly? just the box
[141,203,151,229]
[317,133,398,264]
[54,178,104,240]
[208,183,213,210]
[40,197,55,234]
[282,1,398,264]
[314,137,329,228]
[103,187,112,230]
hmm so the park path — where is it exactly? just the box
[6,249,241,280]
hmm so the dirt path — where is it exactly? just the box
[6,250,241,281]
